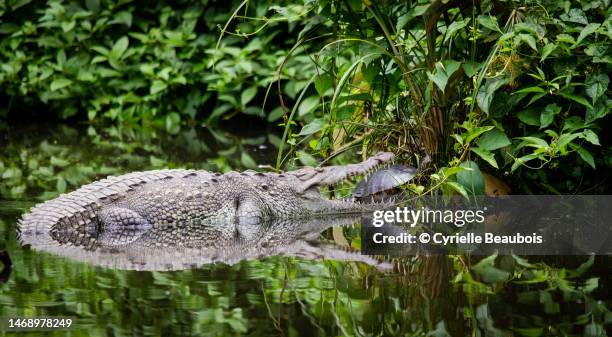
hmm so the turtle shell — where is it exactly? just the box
[353,165,417,198]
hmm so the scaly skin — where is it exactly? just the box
[18,152,394,250]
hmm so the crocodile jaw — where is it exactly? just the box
[291,152,396,215]
[291,152,395,193]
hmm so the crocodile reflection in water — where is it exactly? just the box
[19,214,390,271]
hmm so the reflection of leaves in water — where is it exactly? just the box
[1,212,612,335]
[0,123,278,200]
[453,254,611,336]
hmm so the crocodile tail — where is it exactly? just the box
[18,169,201,248]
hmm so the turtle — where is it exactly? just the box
[353,164,417,203]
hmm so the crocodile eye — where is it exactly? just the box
[260,184,269,191]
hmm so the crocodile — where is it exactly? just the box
[18,152,395,269]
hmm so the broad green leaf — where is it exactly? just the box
[208,104,232,121]
[9,184,26,197]
[427,68,447,93]
[462,61,481,78]
[298,96,319,117]
[465,126,495,144]
[471,147,498,168]
[240,152,257,169]
[91,46,109,56]
[298,118,326,136]
[574,146,595,168]
[443,18,471,43]
[441,166,466,178]
[61,21,75,32]
[555,133,579,151]
[570,255,595,277]
[511,254,535,268]
[396,4,429,31]
[514,22,544,39]
[56,177,67,193]
[527,92,547,106]
[540,104,560,129]
[585,73,609,104]
[139,64,156,76]
[511,153,540,172]
[573,23,600,47]
[443,181,468,199]
[477,129,511,150]
[516,270,549,284]
[50,78,72,91]
[473,253,510,283]
[477,77,508,114]
[171,75,186,85]
[513,86,545,94]
[517,109,540,126]
[517,136,549,149]
[267,107,284,122]
[110,11,133,27]
[240,86,257,106]
[580,129,600,145]
[427,60,460,93]
[457,161,484,195]
[150,80,167,95]
[477,15,501,32]
[157,67,172,81]
[517,33,537,51]
[50,156,70,167]
[165,113,181,134]
[586,100,611,122]
[0,23,20,34]
[559,91,592,108]
[111,36,129,58]
[1,167,22,179]
[108,56,122,70]
[562,116,584,132]
[443,59,461,78]
[314,74,333,96]
[540,290,561,313]
[57,49,66,67]
[540,43,557,62]
[559,8,588,25]
[297,151,318,166]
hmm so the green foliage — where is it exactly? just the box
[0,0,313,126]
[211,0,611,193]
[450,0,611,193]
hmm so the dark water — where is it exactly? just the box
[0,124,610,336]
